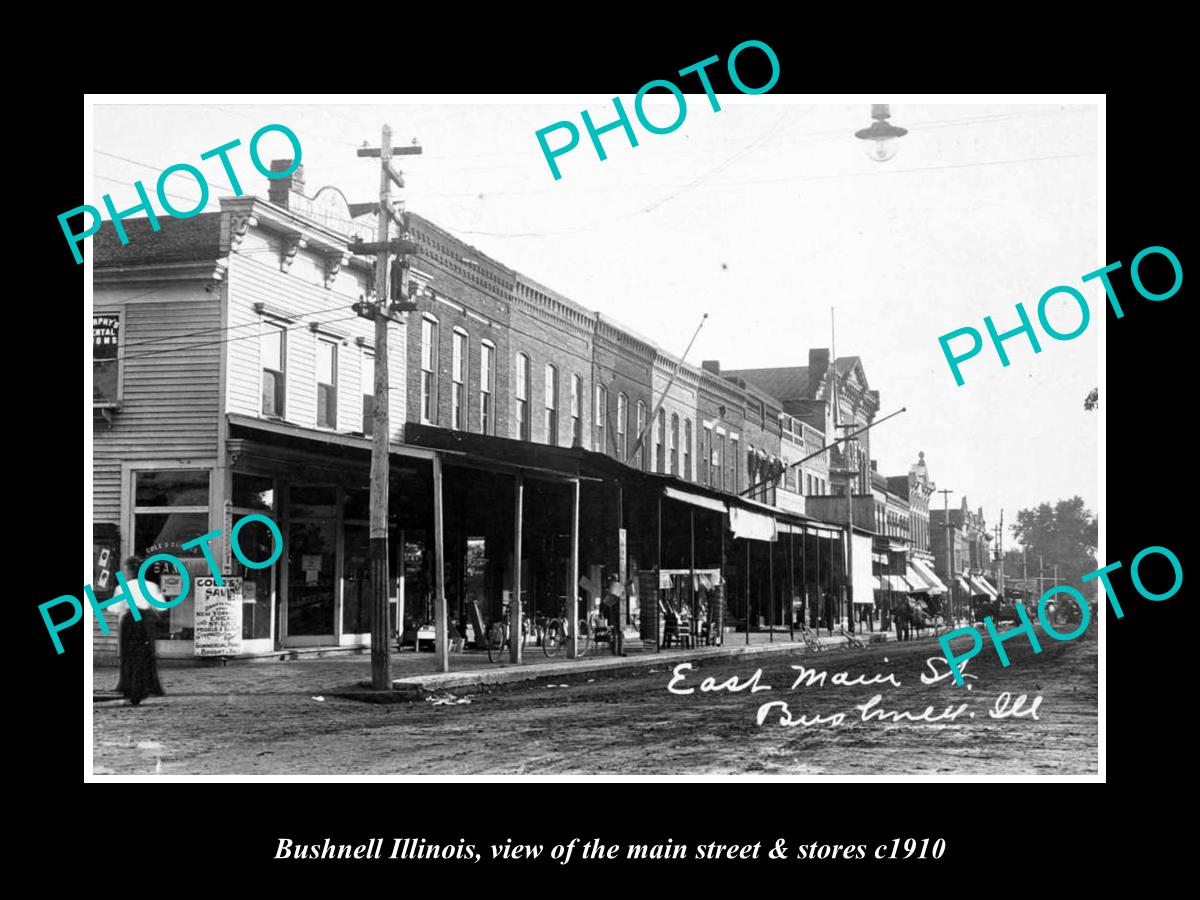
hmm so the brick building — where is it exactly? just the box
[92,160,871,665]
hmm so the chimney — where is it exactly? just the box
[702,360,721,375]
[268,160,306,208]
[809,347,831,375]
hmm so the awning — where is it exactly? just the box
[882,575,911,592]
[663,485,727,515]
[910,558,948,594]
[729,506,777,541]
[887,541,908,553]
[955,576,972,593]
[872,552,888,565]
[872,576,882,590]
[852,533,874,603]
[969,576,997,598]
[904,563,938,595]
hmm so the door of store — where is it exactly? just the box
[285,486,338,646]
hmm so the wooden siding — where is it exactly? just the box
[224,241,406,442]
[93,282,222,653]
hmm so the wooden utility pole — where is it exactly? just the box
[937,488,954,626]
[996,509,1005,597]
[354,125,422,690]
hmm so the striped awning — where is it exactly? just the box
[969,575,998,598]
[910,558,948,594]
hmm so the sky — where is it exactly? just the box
[90,97,1101,544]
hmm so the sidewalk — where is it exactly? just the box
[92,627,899,699]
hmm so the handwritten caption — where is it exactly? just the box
[666,657,1042,728]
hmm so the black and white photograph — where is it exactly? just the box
[81,93,1103,778]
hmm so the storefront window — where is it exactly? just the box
[136,470,210,507]
[342,523,372,635]
[232,514,276,641]
[133,468,211,639]
[290,485,336,519]
[343,487,370,520]
[232,474,274,511]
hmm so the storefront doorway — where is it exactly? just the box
[285,486,337,646]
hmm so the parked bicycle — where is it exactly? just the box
[838,626,867,650]
[798,623,825,653]
[542,596,596,658]
[485,609,528,663]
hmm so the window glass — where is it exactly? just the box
[261,325,283,371]
[232,474,274,511]
[317,340,336,385]
[136,470,209,508]
[94,313,120,404]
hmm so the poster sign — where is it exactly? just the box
[194,576,243,656]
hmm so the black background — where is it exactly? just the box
[19,24,1187,884]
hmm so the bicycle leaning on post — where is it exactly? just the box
[484,605,527,663]
[542,595,594,658]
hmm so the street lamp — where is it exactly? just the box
[855,104,908,162]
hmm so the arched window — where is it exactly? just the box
[594,384,608,452]
[544,363,559,446]
[669,413,679,476]
[683,419,692,481]
[635,401,647,470]
[515,352,530,440]
[570,374,583,447]
[479,340,495,434]
[654,408,666,473]
[616,393,628,461]
[420,314,438,425]
[451,327,468,430]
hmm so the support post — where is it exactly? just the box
[511,472,524,664]
[568,478,580,659]
[432,454,448,673]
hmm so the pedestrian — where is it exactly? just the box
[822,590,836,636]
[604,575,626,656]
[115,556,167,706]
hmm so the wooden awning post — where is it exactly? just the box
[568,478,580,660]
[433,453,449,673]
[511,472,524,664]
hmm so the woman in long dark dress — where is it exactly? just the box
[116,557,166,705]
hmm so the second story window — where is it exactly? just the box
[616,393,627,461]
[480,340,495,435]
[731,437,739,492]
[701,425,713,486]
[670,414,679,476]
[570,374,582,447]
[594,384,607,452]
[516,352,530,440]
[451,328,467,431]
[420,315,438,425]
[261,323,286,418]
[361,349,374,436]
[654,408,665,473]
[316,339,338,429]
[715,433,725,490]
[683,419,692,481]
[93,312,121,407]
[635,401,646,470]
[544,363,558,445]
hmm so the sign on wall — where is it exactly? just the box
[194,576,243,656]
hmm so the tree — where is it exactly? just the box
[1084,388,1098,411]
[1010,496,1099,599]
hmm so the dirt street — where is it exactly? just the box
[93,627,1097,776]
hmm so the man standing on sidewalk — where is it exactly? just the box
[604,575,625,656]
